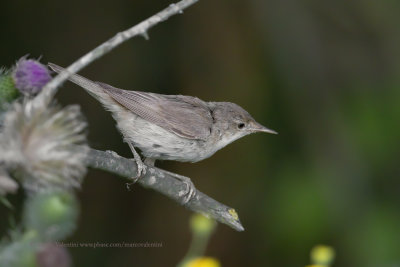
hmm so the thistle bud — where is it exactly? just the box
[24,191,79,241]
[12,57,51,96]
[0,101,88,192]
[37,243,71,267]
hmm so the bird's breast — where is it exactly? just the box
[113,109,217,162]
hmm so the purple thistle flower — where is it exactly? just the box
[12,57,51,95]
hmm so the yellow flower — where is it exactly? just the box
[310,245,335,265]
[190,214,216,235]
[184,257,221,267]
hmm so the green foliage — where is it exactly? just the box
[343,204,400,266]
[0,71,19,108]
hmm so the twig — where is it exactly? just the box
[33,0,199,109]
[85,148,245,232]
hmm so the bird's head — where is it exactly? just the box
[210,102,277,148]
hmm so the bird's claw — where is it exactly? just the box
[126,157,147,191]
[157,169,196,204]
[181,177,196,205]
[135,158,147,178]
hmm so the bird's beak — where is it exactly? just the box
[249,121,278,134]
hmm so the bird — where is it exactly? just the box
[48,63,277,202]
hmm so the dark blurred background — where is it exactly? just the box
[1,0,400,266]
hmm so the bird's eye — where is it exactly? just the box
[237,123,245,129]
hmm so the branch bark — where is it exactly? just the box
[33,0,199,109]
[85,148,244,232]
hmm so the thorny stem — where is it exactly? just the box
[32,0,199,110]
[85,148,244,232]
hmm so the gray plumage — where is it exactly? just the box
[48,63,276,164]
[96,81,213,140]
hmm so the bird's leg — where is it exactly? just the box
[128,142,146,178]
[142,156,196,204]
[159,169,197,205]
[126,142,146,190]
[125,146,195,204]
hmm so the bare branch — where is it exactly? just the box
[28,0,244,231]
[33,0,199,109]
[85,148,245,232]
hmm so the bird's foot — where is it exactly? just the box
[180,176,196,205]
[126,145,147,190]
[126,157,147,190]
[162,170,196,205]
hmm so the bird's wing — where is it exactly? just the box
[96,82,213,140]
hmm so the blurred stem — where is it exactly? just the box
[178,232,213,266]
[34,0,199,109]
[187,232,210,257]
[85,148,244,232]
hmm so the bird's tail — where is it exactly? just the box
[48,63,111,103]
